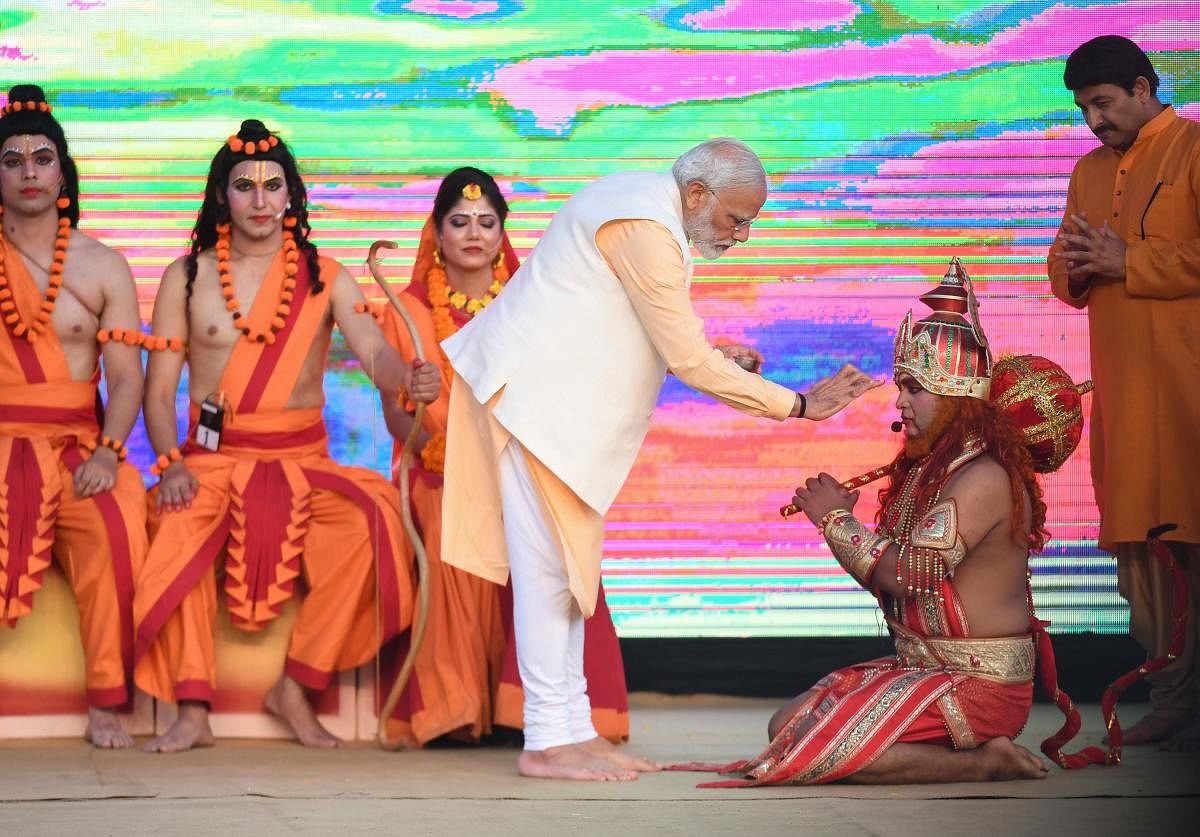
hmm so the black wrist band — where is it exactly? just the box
[797,391,807,418]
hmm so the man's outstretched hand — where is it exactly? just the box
[798,364,881,420]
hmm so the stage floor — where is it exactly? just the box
[3,696,1197,835]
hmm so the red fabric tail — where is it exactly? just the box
[226,460,297,629]
[1,438,50,625]
[1039,525,1189,768]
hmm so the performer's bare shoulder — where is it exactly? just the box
[941,455,1033,637]
[52,229,137,378]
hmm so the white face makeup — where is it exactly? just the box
[0,134,63,214]
[225,159,288,239]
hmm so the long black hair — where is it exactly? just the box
[185,119,322,302]
[0,84,80,227]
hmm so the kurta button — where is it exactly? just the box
[1119,169,1126,174]
[1113,211,1119,217]
[1115,190,1121,196]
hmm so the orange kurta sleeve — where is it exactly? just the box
[595,219,796,420]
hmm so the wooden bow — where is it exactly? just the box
[367,239,430,750]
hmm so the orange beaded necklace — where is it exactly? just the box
[0,204,71,342]
[216,216,299,345]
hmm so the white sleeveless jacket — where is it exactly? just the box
[442,171,689,514]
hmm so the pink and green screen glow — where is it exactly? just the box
[5,0,1197,637]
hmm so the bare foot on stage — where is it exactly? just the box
[518,743,638,781]
[581,735,661,773]
[264,675,342,749]
[85,707,134,749]
[143,702,214,753]
[977,737,1049,781]
[1118,711,1188,746]
[1159,716,1200,752]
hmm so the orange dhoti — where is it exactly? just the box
[0,386,147,708]
[0,241,148,709]
[134,408,414,703]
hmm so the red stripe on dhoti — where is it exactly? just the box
[134,518,232,663]
[61,445,135,699]
[220,419,328,451]
[302,468,404,642]
[0,403,97,425]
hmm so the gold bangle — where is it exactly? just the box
[822,511,892,587]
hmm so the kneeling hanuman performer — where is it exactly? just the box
[133,120,438,752]
[691,262,1056,786]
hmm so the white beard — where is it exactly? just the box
[685,202,733,260]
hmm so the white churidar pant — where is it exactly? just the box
[498,438,597,750]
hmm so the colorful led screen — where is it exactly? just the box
[5,1,1198,637]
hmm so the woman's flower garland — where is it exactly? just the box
[217,218,299,344]
[418,251,509,473]
[0,205,71,342]
[426,255,509,343]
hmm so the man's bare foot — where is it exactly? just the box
[1119,711,1188,746]
[1159,716,1200,752]
[581,735,661,772]
[264,675,342,749]
[143,702,214,753]
[977,737,1049,781]
[518,743,637,781]
[85,707,133,749]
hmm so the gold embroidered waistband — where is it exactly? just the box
[892,627,1034,684]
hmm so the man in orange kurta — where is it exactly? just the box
[0,84,148,748]
[1049,36,1200,750]
[133,120,438,752]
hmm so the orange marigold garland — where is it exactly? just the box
[0,205,72,342]
[216,221,298,344]
[417,251,510,474]
[426,254,509,343]
[420,431,447,474]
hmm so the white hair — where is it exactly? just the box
[671,137,766,192]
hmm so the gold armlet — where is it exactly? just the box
[910,499,967,576]
[822,510,893,587]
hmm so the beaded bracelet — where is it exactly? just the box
[84,436,128,461]
[150,447,183,477]
[97,329,184,352]
[96,328,144,347]
[142,334,185,352]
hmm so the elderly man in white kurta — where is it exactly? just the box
[441,138,879,781]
